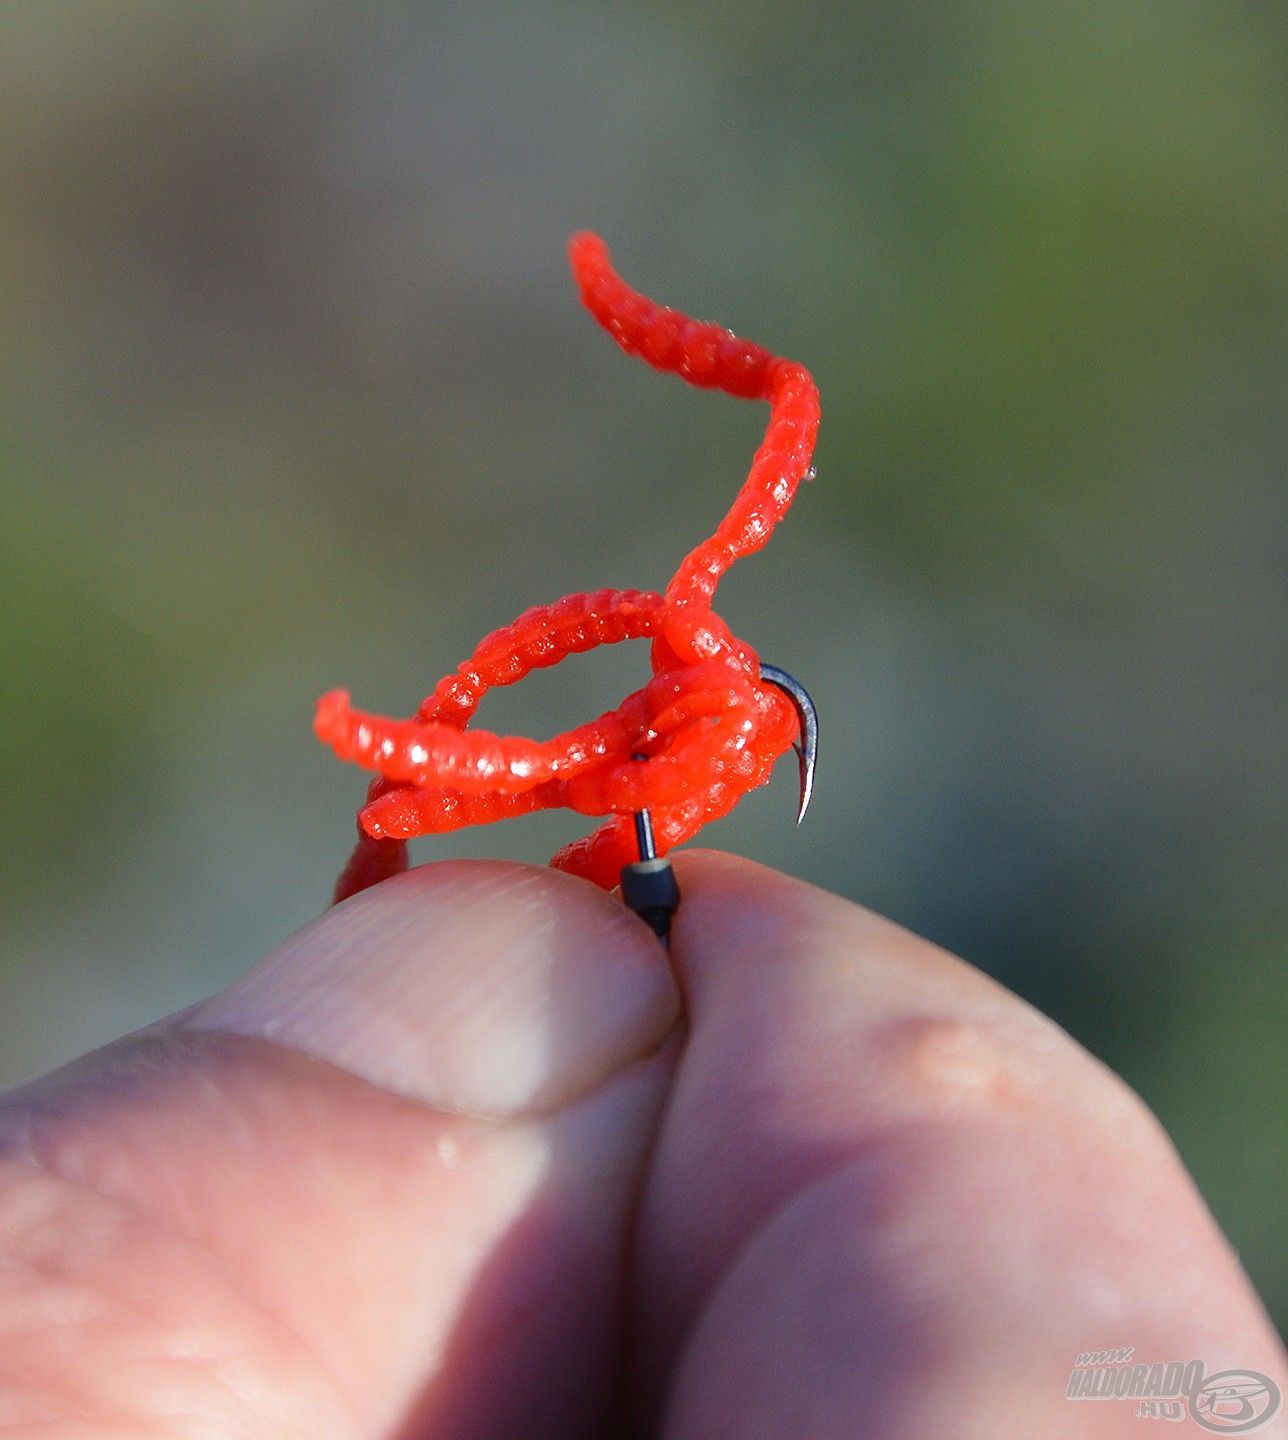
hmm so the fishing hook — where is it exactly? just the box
[622,663,818,941]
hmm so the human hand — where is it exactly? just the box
[0,852,1281,1437]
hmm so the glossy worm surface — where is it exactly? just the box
[316,232,820,899]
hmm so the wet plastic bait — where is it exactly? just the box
[315,232,820,901]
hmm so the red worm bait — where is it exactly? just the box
[316,232,820,902]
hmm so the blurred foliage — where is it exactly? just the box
[0,0,1283,1329]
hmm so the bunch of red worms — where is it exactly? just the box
[315,231,820,901]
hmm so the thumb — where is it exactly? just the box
[0,861,679,1439]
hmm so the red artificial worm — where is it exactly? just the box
[315,232,820,901]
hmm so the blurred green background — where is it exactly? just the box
[1,2,1283,1329]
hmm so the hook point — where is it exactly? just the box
[759,662,818,824]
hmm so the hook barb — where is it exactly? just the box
[758,662,819,824]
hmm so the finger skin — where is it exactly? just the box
[1,854,1281,1439]
[0,861,679,1440]
[629,851,1286,1439]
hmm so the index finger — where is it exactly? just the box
[629,850,1285,1438]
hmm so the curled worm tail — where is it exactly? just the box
[568,230,776,399]
[567,231,819,608]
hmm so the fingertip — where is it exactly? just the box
[183,859,680,1117]
[630,852,1286,1434]
[668,847,951,999]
